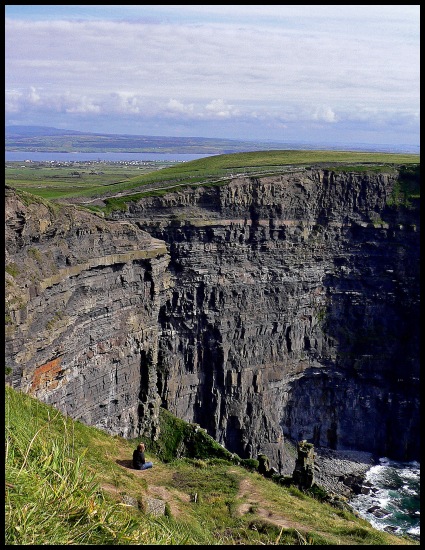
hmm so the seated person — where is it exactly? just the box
[132,442,153,470]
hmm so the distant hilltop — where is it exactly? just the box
[5,125,286,154]
[5,125,419,155]
[6,125,86,137]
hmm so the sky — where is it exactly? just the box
[5,4,420,147]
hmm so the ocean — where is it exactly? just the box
[349,457,420,541]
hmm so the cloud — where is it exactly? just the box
[65,96,101,114]
[27,86,42,104]
[204,99,239,119]
[166,99,196,116]
[312,106,337,123]
[107,92,143,115]
[6,17,418,103]
[4,7,419,144]
[6,87,101,115]
[6,86,43,112]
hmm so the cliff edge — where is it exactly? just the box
[5,166,420,471]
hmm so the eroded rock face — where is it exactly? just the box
[5,167,420,470]
[123,170,419,468]
[5,187,169,438]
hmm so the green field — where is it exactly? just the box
[5,150,420,204]
[5,160,177,199]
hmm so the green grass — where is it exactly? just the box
[96,150,420,199]
[5,386,222,545]
[5,160,177,200]
[5,385,418,545]
[388,164,420,206]
[5,151,420,203]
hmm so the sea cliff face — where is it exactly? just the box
[5,168,420,471]
[5,188,169,438]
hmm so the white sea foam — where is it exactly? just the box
[400,468,420,480]
[377,495,391,508]
[349,457,420,540]
[401,484,417,496]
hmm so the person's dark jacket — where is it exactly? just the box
[133,449,146,469]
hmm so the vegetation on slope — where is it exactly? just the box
[388,164,420,206]
[97,152,420,215]
[5,150,420,204]
[5,386,418,545]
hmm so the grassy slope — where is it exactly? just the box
[5,386,418,545]
[5,150,420,202]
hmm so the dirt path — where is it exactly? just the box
[147,484,191,518]
[112,455,191,518]
[107,447,367,544]
[236,477,309,532]
[64,167,306,206]
[110,460,310,530]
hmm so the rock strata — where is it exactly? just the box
[5,187,169,439]
[5,166,420,472]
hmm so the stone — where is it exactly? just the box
[257,454,271,476]
[145,497,166,516]
[367,505,390,518]
[292,440,315,489]
[5,166,420,473]
[120,494,139,508]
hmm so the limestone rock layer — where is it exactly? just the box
[5,168,420,471]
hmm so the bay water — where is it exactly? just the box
[5,151,214,162]
[349,457,420,541]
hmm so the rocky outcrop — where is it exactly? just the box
[5,166,420,472]
[313,447,375,498]
[122,169,419,469]
[292,441,315,489]
[5,187,169,438]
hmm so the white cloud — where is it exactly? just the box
[65,97,101,114]
[6,16,418,104]
[204,99,239,119]
[27,86,41,104]
[312,106,337,123]
[166,99,196,116]
[107,92,143,115]
[4,7,419,145]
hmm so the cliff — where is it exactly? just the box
[5,187,169,438]
[5,166,420,471]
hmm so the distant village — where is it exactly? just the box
[6,159,178,168]
[4,160,181,177]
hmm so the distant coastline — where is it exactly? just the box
[5,151,214,163]
[5,125,420,156]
